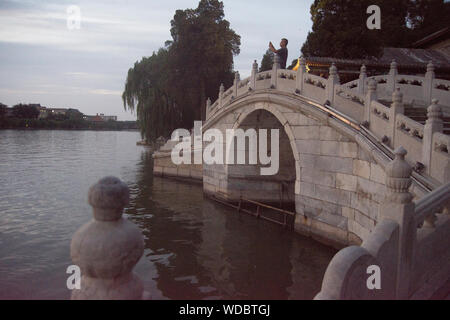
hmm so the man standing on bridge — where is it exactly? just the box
[269,38,289,69]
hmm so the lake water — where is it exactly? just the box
[0,130,336,300]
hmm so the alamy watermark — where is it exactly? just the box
[367,5,381,30]
[66,265,81,290]
[366,265,381,290]
[67,5,81,30]
[171,121,280,176]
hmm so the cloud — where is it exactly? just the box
[0,0,314,121]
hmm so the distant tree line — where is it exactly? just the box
[122,0,241,142]
[0,103,137,131]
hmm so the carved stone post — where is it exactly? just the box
[326,63,340,105]
[364,79,377,125]
[358,65,367,95]
[271,54,280,89]
[205,98,211,120]
[233,71,240,98]
[218,83,224,108]
[71,177,146,300]
[379,147,415,299]
[389,88,404,148]
[250,60,258,90]
[295,57,306,94]
[423,61,435,105]
[387,60,398,94]
[422,99,443,175]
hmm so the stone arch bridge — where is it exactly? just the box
[154,56,450,299]
[156,56,450,246]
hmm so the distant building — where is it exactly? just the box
[36,106,48,119]
[49,108,68,116]
[83,113,118,122]
[100,114,118,121]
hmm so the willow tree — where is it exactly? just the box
[122,49,180,142]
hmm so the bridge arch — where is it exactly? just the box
[203,91,391,247]
[224,106,298,210]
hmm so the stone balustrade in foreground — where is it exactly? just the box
[315,147,450,299]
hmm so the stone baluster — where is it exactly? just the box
[364,79,377,126]
[389,88,404,148]
[358,65,367,95]
[218,83,224,109]
[250,60,258,90]
[326,63,340,105]
[387,60,398,94]
[271,54,280,89]
[423,61,435,105]
[233,71,240,98]
[422,99,443,176]
[379,147,415,299]
[295,57,306,94]
[70,177,147,300]
[205,98,211,119]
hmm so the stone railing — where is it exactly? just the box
[205,57,450,184]
[343,61,450,108]
[70,177,149,300]
[315,148,450,300]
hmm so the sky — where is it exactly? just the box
[0,0,314,120]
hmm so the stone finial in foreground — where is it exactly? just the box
[424,61,435,104]
[271,54,280,88]
[70,177,145,300]
[422,99,443,175]
[327,63,339,105]
[219,83,225,108]
[329,63,338,77]
[385,147,413,204]
[234,71,240,82]
[426,61,435,75]
[391,88,404,113]
[358,65,367,95]
[389,60,398,75]
[360,64,367,76]
[382,147,415,299]
[426,99,443,127]
[233,71,240,97]
[273,53,280,70]
[250,60,258,90]
[252,60,258,72]
[388,60,398,93]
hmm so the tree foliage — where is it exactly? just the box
[0,103,6,118]
[12,104,40,119]
[301,0,450,59]
[259,50,274,72]
[122,0,240,141]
